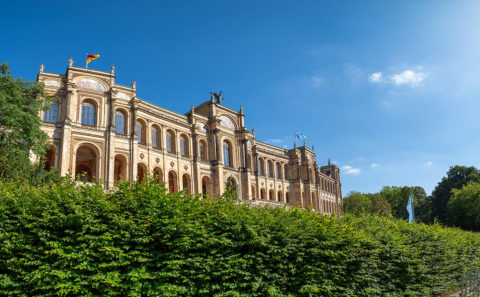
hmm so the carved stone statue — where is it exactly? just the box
[132,80,136,89]
[39,64,44,72]
[209,91,223,104]
[68,58,73,67]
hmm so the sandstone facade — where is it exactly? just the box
[37,61,342,214]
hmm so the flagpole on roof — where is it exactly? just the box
[86,53,88,68]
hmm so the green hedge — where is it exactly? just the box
[0,180,478,296]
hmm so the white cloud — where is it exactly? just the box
[341,165,361,175]
[368,68,427,87]
[369,72,383,83]
[370,163,379,168]
[264,138,283,144]
[311,76,324,87]
[425,161,433,168]
[390,70,426,87]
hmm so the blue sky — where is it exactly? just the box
[2,0,480,195]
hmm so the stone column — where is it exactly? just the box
[130,105,138,182]
[59,88,74,176]
[106,97,116,188]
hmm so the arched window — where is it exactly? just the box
[81,101,96,126]
[276,163,282,179]
[260,189,265,199]
[269,190,274,201]
[182,174,191,194]
[248,154,253,171]
[223,141,232,167]
[152,126,160,149]
[199,140,207,161]
[267,161,274,178]
[43,102,58,123]
[284,164,289,180]
[114,110,126,134]
[166,130,175,153]
[251,185,256,198]
[153,167,163,183]
[258,158,264,176]
[286,192,291,203]
[278,191,283,202]
[180,135,189,157]
[136,121,145,144]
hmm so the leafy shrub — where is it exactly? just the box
[0,180,478,296]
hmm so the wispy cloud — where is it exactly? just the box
[391,70,426,87]
[341,165,361,175]
[369,68,427,87]
[264,138,283,144]
[425,161,433,168]
[370,163,379,168]
[369,72,383,83]
[311,76,324,87]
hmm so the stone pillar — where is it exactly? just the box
[59,88,74,176]
[106,97,116,188]
[130,105,138,182]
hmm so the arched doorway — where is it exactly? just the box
[260,189,266,199]
[44,145,56,171]
[168,171,177,193]
[278,191,283,202]
[75,144,98,182]
[251,185,256,199]
[137,163,147,183]
[286,192,290,204]
[201,176,212,198]
[269,190,274,201]
[153,167,163,184]
[182,174,191,194]
[114,155,127,182]
[226,177,237,197]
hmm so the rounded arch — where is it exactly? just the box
[199,139,208,162]
[182,173,191,194]
[226,176,237,198]
[137,163,148,183]
[284,164,290,180]
[114,109,128,135]
[180,133,190,157]
[114,154,128,182]
[267,160,274,178]
[311,192,316,209]
[222,139,233,168]
[260,188,266,199]
[286,192,291,204]
[201,175,212,198]
[75,143,100,182]
[251,185,256,198]
[81,99,97,126]
[44,144,56,171]
[218,115,236,130]
[278,191,283,202]
[153,167,163,184]
[258,157,265,176]
[248,153,253,172]
[166,129,176,153]
[269,190,274,201]
[276,162,282,179]
[151,124,161,149]
[136,119,147,145]
[75,76,108,92]
[167,170,178,193]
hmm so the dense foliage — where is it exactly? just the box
[447,182,480,231]
[0,62,58,184]
[0,180,478,297]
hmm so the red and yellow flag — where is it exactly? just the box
[86,54,100,65]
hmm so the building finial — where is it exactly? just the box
[239,105,243,114]
[303,140,306,147]
[312,145,315,151]
[252,128,255,136]
[132,80,136,89]
[328,158,331,166]
[39,63,44,72]
[68,58,73,67]
[294,141,297,149]
[191,105,194,115]
[110,65,115,74]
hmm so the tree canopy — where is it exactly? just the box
[0,62,57,182]
[447,182,480,231]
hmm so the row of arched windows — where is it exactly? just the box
[256,157,289,180]
[251,185,291,203]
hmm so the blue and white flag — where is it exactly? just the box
[295,130,307,141]
[406,194,415,223]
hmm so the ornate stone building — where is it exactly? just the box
[37,60,342,214]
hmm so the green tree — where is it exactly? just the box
[343,191,372,215]
[380,186,427,221]
[432,166,480,223]
[446,182,480,231]
[343,191,391,217]
[0,62,56,182]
